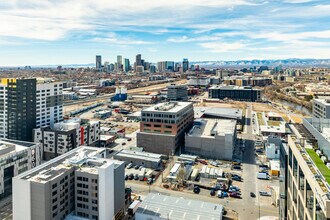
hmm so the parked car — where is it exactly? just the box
[134,165,140,170]
[128,173,134,180]
[222,192,228,197]
[250,192,256,198]
[134,174,139,180]
[259,191,271,196]
[198,160,208,165]
[193,186,200,194]
[232,165,241,170]
[126,163,133,169]
[210,161,218,167]
[125,174,128,180]
[229,192,241,198]
[210,190,216,196]
[217,190,223,198]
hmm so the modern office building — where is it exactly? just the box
[0,78,63,141]
[313,99,330,119]
[285,135,330,219]
[117,55,123,71]
[182,58,189,72]
[13,146,125,220]
[0,139,42,200]
[209,85,261,102]
[136,54,142,66]
[95,55,102,69]
[185,119,237,160]
[135,193,223,220]
[137,102,194,155]
[187,77,210,87]
[123,58,130,72]
[33,118,100,160]
[167,84,188,101]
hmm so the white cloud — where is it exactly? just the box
[199,42,246,52]
[0,0,260,42]
[167,35,221,43]
[91,33,154,45]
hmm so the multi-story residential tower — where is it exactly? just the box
[0,78,37,141]
[0,139,42,200]
[313,99,330,119]
[167,84,188,101]
[36,80,63,128]
[137,102,194,155]
[33,118,100,160]
[284,134,330,219]
[13,146,125,220]
[95,55,102,69]
[0,78,63,141]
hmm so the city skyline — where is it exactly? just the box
[0,0,329,66]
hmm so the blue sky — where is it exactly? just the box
[0,0,329,66]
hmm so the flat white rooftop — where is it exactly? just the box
[15,147,110,183]
[314,99,330,106]
[142,102,191,113]
[136,193,223,220]
[188,119,236,137]
[194,107,243,120]
[0,139,37,158]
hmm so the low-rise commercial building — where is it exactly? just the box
[13,146,125,220]
[135,193,223,220]
[33,118,100,160]
[113,149,164,169]
[137,102,194,155]
[0,139,42,200]
[209,85,261,102]
[185,119,237,160]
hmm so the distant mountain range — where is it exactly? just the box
[1,58,330,69]
[190,59,330,68]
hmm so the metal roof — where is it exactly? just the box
[136,193,223,220]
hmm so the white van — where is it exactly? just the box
[257,172,270,180]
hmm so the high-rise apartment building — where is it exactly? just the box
[13,146,125,220]
[36,80,63,128]
[313,99,330,119]
[33,118,100,160]
[95,55,102,69]
[182,58,189,72]
[167,84,188,101]
[0,78,63,141]
[137,102,194,155]
[0,139,42,200]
